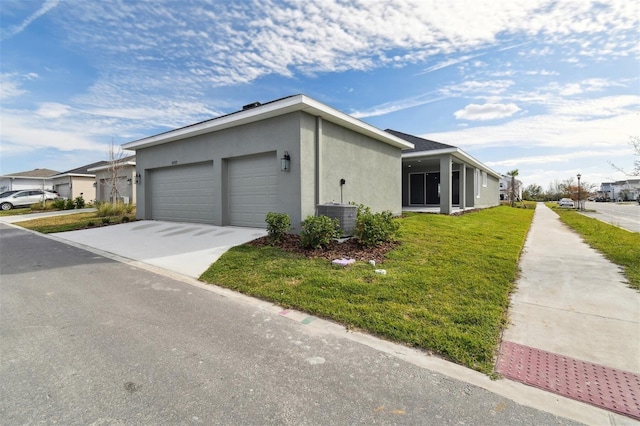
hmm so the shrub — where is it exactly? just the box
[101,217,111,224]
[265,212,290,245]
[121,216,130,223]
[74,195,85,209]
[87,221,95,227]
[64,198,75,210]
[97,202,126,217]
[52,199,66,210]
[354,204,400,247]
[300,215,341,249]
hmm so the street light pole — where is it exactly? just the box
[577,173,582,211]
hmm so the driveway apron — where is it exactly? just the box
[51,221,266,278]
[497,203,640,420]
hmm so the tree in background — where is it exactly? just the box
[522,184,543,201]
[506,169,519,207]
[609,136,640,176]
[105,140,126,205]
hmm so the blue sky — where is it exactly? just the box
[1,0,638,190]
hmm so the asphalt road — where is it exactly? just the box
[0,224,581,425]
[581,201,640,232]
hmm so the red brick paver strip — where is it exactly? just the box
[497,341,640,420]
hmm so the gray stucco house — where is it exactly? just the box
[390,130,500,214]
[122,94,499,229]
[122,94,413,229]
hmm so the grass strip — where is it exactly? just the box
[200,205,534,373]
[16,213,104,233]
[551,206,640,290]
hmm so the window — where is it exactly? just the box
[475,169,481,198]
[482,171,487,187]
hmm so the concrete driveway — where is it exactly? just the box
[52,221,266,278]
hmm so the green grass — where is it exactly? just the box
[16,212,133,233]
[0,207,30,216]
[200,206,535,373]
[551,207,640,290]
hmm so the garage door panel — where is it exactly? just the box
[228,153,278,228]
[150,162,214,224]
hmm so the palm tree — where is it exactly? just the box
[506,169,519,207]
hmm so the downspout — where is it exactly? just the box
[315,116,322,208]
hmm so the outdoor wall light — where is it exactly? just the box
[126,178,132,185]
[281,151,291,172]
[135,173,141,184]
[92,182,97,188]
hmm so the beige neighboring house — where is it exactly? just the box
[0,168,60,192]
[52,161,108,201]
[88,156,136,204]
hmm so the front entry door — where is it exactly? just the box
[425,173,440,204]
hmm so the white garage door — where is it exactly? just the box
[57,183,70,199]
[228,153,278,228]
[149,162,214,224]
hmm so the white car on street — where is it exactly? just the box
[558,198,575,207]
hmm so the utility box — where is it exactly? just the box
[316,203,357,237]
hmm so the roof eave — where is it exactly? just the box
[87,161,136,172]
[122,94,414,151]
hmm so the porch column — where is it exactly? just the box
[440,155,452,214]
[459,164,466,210]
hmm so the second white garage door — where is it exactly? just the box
[228,153,278,228]
[149,162,215,224]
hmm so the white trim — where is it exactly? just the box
[122,94,414,151]
[87,161,136,172]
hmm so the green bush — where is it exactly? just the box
[354,204,400,247]
[265,212,290,245]
[87,221,95,227]
[300,215,341,249]
[64,198,75,210]
[101,217,111,224]
[96,202,126,217]
[52,199,66,209]
[74,195,85,209]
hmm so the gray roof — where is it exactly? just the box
[385,129,454,153]
[56,156,136,176]
[2,168,60,178]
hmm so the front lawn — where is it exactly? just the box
[552,207,640,290]
[200,206,535,373]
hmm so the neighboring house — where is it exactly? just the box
[0,168,59,192]
[88,156,136,204]
[599,179,640,201]
[389,130,500,213]
[122,94,414,229]
[52,161,108,201]
[498,175,523,202]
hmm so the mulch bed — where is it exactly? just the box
[248,234,398,264]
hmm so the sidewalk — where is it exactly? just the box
[497,203,640,419]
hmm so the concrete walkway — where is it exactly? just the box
[498,203,640,419]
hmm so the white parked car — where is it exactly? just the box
[0,189,61,210]
[558,198,575,207]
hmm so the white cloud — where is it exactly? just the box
[485,148,633,167]
[0,110,105,154]
[350,94,447,118]
[36,102,70,118]
[454,103,521,121]
[1,0,59,41]
[424,97,638,151]
[0,73,28,100]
